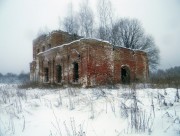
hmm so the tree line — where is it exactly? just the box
[0,72,29,84]
[150,66,180,87]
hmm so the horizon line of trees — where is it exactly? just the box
[0,72,29,83]
[150,66,180,87]
[38,0,160,71]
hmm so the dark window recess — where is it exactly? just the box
[56,65,62,83]
[48,44,51,49]
[121,67,130,84]
[73,62,79,82]
[37,49,40,54]
[42,46,45,51]
[78,54,81,59]
[44,68,49,82]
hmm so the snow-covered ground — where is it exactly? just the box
[0,84,180,136]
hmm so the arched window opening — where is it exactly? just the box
[44,67,49,82]
[73,62,79,82]
[56,65,62,83]
[121,66,130,84]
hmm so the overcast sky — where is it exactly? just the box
[0,0,180,74]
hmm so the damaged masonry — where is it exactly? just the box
[30,30,149,87]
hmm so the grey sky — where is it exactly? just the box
[0,0,180,74]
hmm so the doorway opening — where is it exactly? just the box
[121,66,130,84]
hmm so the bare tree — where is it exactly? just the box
[97,0,114,41]
[141,35,160,70]
[112,18,159,70]
[62,1,159,70]
[37,26,49,37]
[78,0,94,37]
[63,2,79,34]
[112,19,143,48]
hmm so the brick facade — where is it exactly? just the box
[30,30,149,87]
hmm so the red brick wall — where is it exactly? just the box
[30,32,149,86]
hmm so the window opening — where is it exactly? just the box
[37,49,40,54]
[56,65,62,83]
[44,67,49,82]
[42,46,45,51]
[48,44,51,49]
[73,62,79,82]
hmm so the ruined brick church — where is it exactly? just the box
[30,30,148,87]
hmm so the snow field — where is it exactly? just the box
[0,84,180,136]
